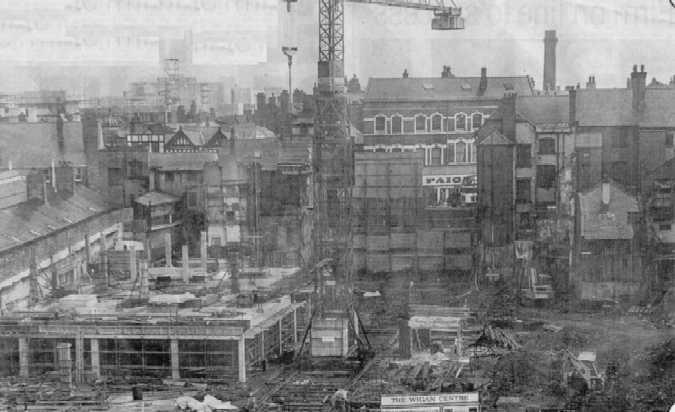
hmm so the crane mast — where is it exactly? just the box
[286,0,464,316]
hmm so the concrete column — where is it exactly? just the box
[342,318,349,357]
[182,245,189,283]
[75,336,84,384]
[129,245,137,282]
[260,332,266,363]
[164,232,172,267]
[238,335,246,383]
[145,237,152,265]
[84,234,91,270]
[90,338,100,379]
[19,337,29,377]
[292,308,298,345]
[278,319,283,355]
[200,231,207,273]
[170,338,180,380]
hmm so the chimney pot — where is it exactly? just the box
[633,64,638,73]
[640,64,645,72]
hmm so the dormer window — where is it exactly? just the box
[375,115,386,133]
[391,115,402,134]
[431,114,442,132]
[455,113,467,131]
[415,115,426,132]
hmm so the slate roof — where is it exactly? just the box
[579,182,639,240]
[148,152,218,171]
[0,122,85,169]
[0,186,109,253]
[574,88,675,127]
[365,76,534,102]
[516,95,569,125]
[205,127,228,148]
[134,191,179,206]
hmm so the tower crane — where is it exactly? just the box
[284,0,464,357]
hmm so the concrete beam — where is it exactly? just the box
[19,337,29,378]
[90,338,100,379]
[170,338,180,380]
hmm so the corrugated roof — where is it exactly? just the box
[0,186,109,253]
[579,182,639,240]
[365,76,534,101]
[134,191,179,206]
[0,122,85,169]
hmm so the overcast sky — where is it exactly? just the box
[0,0,673,95]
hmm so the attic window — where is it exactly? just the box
[423,83,434,90]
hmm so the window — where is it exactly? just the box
[391,147,402,153]
[128,160,144,178]
[165,171,174,183]
[468,141,475,162]
[610,161,628,183]
[536,165,556,189]
[613,128,629,148]
[446,116,455,132]
[391,115,402,134]
[516,179,531,203]
[73,167,83,182]
[455,141,467,163]
[226,211,235,221]
[455,113,467,131]
[659,223,672,231]
[187,191,198,208]
[471,113,483,129]
[211,237,221,246]
[430,147,442,166]
[108,167,122,186]
[516,144,532,168]
[187,172,200,183]
[446,142,455,163]
[539,137,556,155]
[375,115,386,133]
[431,114,442,131]
[415,115,426,132]
[666,132,674,148]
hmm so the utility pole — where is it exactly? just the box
[281,46,298,113]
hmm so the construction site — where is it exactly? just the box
[0,1,674,412]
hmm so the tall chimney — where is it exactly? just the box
[501,90,517,140]
[479,67,488,95]
[51,159,57,192]
[97,120,105,150]
[543,30,558,92]
[601,180,610,211]
[402,69,409,79]
[586,76,596,89]
[630,64,647,117]
[56,112,65,152]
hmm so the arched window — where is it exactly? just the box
[415,115,426,132]
[455,113,467,131]
[456,141,467,162]
[431,114,442,131]
[375,115,386,133]
[471,113,483,129]
[391,115,402,134]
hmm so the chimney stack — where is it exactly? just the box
[543,30,558,92]
[601,180,611,208]
[630,64,647,117]
[402,69,409,79]
[586,76,596,89]
[479,67,488,95]
[501,88,517,140]
[97,120,105,150]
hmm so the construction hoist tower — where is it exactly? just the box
[285,0,464,357]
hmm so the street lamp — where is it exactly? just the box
[281,46,298,113]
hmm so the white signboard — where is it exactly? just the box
[423,175,477,187]
[381,393,479,407]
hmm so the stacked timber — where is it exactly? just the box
[484,325,521,350]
